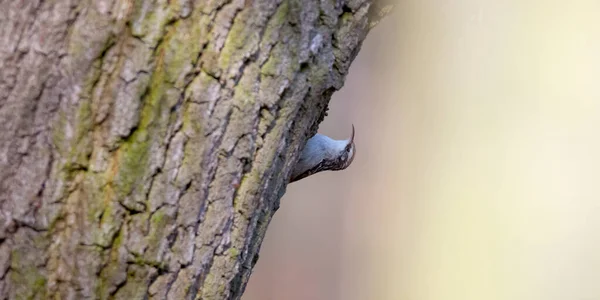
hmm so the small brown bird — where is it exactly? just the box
[289,125,356,183]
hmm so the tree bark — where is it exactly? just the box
[0,0,390,299]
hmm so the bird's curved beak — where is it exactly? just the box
[345,124,356,167]
[345,124,355,149]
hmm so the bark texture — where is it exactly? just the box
[0,0,388,299]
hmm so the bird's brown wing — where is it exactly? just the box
[289,159,336,183]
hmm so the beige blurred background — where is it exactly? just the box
[244,1,600,299]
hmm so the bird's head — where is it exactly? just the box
[331,124,356,171]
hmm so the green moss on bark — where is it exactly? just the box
[9,250,47,300]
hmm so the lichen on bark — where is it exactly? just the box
[0,0,390,299]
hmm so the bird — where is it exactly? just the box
[289,125,356,183]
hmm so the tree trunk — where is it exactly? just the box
[0,0,389,299]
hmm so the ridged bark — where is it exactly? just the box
[0,0,390,299]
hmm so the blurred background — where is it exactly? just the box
[244,1,600,299]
